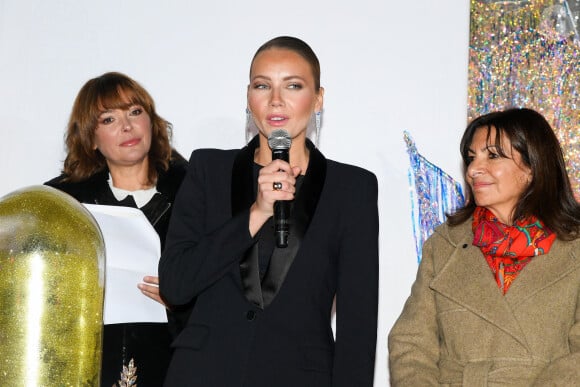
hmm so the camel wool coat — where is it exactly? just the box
[388,220,580,386]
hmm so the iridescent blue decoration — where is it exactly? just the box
[404,131,465,262]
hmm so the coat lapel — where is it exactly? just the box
[504,238,580,305]
[262,141,326,307]
[430,223,531,348]
[232,137,327,309]
[232,136,263,308]
[231,136,257,217]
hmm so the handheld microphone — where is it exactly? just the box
[267,129,292,248]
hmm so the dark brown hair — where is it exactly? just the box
[447,107,580,240]
[62,72,172,183]
[250,36,321,91]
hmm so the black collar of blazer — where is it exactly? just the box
[232,135,327,309]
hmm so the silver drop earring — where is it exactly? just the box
[314,111,322,147]
[245,108,255,143]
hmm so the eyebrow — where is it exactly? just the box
[98,104,142,115]
[251,75,306,82]
[467,144,499,153]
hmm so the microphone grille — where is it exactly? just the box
[268,129,292,150]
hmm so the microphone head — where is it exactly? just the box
[268,129,292,150]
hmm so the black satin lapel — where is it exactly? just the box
[239,243,264,309]
[294,141,326,231]
[231,135,259,215]
[262,140,327,307]
[233,136,264,308]
[262,233,300,307]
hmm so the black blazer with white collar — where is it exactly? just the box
[159,137,379,386]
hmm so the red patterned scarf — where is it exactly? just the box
[471,207,556,294]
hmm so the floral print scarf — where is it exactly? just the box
[471,207,556,294]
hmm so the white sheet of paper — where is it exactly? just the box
[84,204,167,324]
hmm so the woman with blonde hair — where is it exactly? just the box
[159,36,379,386]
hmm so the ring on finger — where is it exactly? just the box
[273,181,283,191]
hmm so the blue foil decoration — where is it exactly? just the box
[404,131,466,262]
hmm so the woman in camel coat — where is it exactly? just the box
[388,108,580,386]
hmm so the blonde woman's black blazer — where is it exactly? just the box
[159,137,379,387]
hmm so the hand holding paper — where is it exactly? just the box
[84,204,167,324]
[138,275,168,307]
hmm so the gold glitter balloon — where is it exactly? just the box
[0,186,105,386]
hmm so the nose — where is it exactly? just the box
[467,158,484,178]
[269,88,283,107]
[120,115,132,132]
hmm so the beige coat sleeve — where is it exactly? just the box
[532,285,580,386]
[388,236,441,386]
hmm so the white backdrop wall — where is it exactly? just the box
[0,1,470,385]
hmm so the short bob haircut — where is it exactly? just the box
[447,107,580,240]
[62,72,172,184]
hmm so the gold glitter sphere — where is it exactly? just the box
[0,185,105,386]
